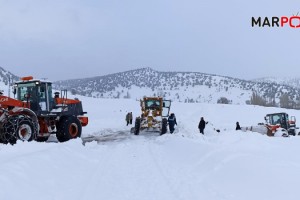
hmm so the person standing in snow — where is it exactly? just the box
[129,112,133,125]
[168,113,177,133]
[198,117,206,134]
[126,112,133,126]
[125,113,130,126]
[236,122,241,130]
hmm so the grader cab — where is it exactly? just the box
[132,97,171,135]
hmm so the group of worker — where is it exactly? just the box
[125,112,133,126]
[125,112,213,134]
[126,112,242,134]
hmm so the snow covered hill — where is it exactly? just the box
[54,67,300,105]
[254,76,300,89]
[1,96,300,200]
[0,65,299,106]
[0,66,19,95]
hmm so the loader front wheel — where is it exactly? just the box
[16,115,37,142]
[56,116,82,142]
[134,118,140,135]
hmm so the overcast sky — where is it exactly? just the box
[0,0,299,81]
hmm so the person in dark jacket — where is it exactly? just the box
[198,117,206,134]
[126,112,133,126]
[129,112,133,125]
[236,122,241,130]
[168,113,177,133]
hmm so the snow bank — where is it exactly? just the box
[1,97,300,200]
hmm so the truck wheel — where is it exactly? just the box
[134,118,140,135]
[161,118,168,135]
[56,116,82,142]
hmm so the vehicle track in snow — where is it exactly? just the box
[78,144,116,200]
[78,129,183,200]
[147,141,183,200]
[81,131,131,145]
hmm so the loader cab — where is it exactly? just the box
[14,77,54,114]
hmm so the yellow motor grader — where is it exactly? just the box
[132,97,171,135]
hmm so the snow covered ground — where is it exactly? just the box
[1,96,300,200]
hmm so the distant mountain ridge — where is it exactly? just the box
[53,67,300,105]
[0,66,19,84]
[253,77,300,89]
[0,66,19,95]
[0,65,299,106]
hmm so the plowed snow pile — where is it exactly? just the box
[1,96,300,200]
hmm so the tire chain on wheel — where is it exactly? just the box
[1,116,18,144]
[0,115,38,144]
[17,115,38,141]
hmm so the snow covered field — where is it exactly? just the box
[1,96,300,200]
